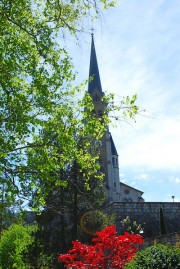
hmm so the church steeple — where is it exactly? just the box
[88,34,104,96]
[87,34,121,203]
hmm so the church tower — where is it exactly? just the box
[88,35,121,203]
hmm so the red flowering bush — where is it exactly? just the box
[58,225,143,269]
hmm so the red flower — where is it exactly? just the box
[58,225,143,269]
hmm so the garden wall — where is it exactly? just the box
[141,232,180,248]
[105,202,180,238]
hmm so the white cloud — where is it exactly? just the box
[136,174,149,181]
[169,176,180,184]
[112,115,180,171]
[174,178,180,184]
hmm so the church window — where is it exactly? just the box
[100,166,104,173]
[112,157,118,167]
[98,110,103,117]
[93,94,100,102]
[124,189,130,195]
[112,157,115,166]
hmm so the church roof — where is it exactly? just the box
[88,35,103,96]
[120,182,144,195]
[110,134,118,156]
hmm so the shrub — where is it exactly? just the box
[125,243,180,269]
[120,216,142,234]
[80,210,115,235]
[58,225,143,269]
[0,223,37,269]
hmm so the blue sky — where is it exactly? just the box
[67,0,180,202]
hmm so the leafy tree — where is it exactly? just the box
[0,223,37,269]
[0,0,139,212]
[125,243,180,269]
[58,225,144,269]
[0,0,110,208]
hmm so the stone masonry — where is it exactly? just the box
[105,202,180,238]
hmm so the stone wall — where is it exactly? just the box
[105,202,180,238]
[141,232,180,249]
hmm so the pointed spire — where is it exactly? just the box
[88,34,103,96]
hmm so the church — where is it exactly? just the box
[87,35,180,238]
[87,34,144,204]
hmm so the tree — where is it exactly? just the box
[0,222,37,269]
[58,225,144,269]
[0,0,139,211]
[36,162,109,268]
[159,206,168,235]
[0,0,109,208]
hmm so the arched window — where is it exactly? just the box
[98,110,103,117]
[93,94,100,102]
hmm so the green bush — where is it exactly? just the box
[80,210,115,235]
[0,223,37,269]
[125,243,180,269]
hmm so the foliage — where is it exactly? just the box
[0,0,110,210]
[175,234,180,248]
[80,210,115,235]
[0,0,139,212]
[0,181,25,234]
[0,223,37,269]
[36,168,109,268]
[58,225,144,269]
[120,216,142,235]
[125,243,180,269]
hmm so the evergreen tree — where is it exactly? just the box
[36,160,108,268]
[159,206,168,235]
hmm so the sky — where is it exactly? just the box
[67,0,180,202]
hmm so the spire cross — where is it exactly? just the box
[90,27,95,36]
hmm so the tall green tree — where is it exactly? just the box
[0,0,110,208]
[0,0,139,212]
